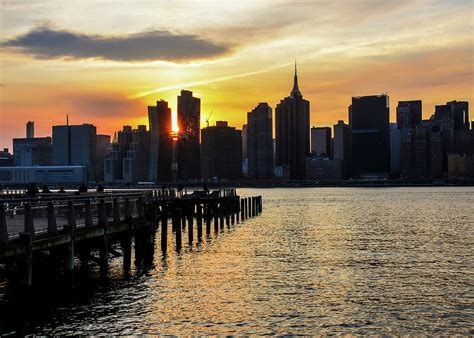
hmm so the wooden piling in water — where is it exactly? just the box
[205,204,211,235]
[161,206,168,254]
[187,204,193,246]
[213,203,219,232]
[19,232,33,287]
[174,208,182,252]
[197,203,203,240]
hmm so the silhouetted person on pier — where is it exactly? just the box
[203,184,209,194]
[58,186,66,193]
[97,184,105,193]
[78,182,88,193]
[41,185,51,193]
[26,183,39,197]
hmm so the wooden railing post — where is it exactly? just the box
[0,205,9,245]
[47,202,58,234]
[113,198,121,224]
[24,203,34,235]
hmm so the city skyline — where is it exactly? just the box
[1,0,473,149]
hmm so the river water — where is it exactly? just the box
[1,187,473,335]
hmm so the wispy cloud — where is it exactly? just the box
[1,25,231,62]
[129,61,297,99]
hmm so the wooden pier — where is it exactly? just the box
[0,189,263,287]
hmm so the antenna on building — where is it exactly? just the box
[206,109,214,128]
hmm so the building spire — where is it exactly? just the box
[291,60,301,98]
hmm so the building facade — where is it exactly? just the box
[247,103,273,179]
[201,121,242,180]
[397,100,422,130]
[311,127,331,157]
[333,120,351,178]
[275,64,310,179]
[52,124,97,182]
[177,90,201,180]
[349,94,390,178]
[148,100,173,182]
[0,166,87,185]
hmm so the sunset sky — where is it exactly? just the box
[1,0,473,149]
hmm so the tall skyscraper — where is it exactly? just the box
[201,121,242,180]
[275,63,310,179]
[311,127,331,157]
[247,103,273,179]
[435,100,469,132]
[52,124,97,181]
[148,100,173,182]
[349,94,390,178]
[96,134,111,182]
[390,123,401,177]
[177,90,201,180]
[333,120,351,178]
[26,121,34,139]
[397,100,422,129]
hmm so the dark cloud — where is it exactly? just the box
[1,25,230,62]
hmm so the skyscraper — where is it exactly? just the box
[13,137,52,166]
[333,120,351,178]
[349,94,390,178]
[275,63,310,179]
[397,100,422,129]
[435,101,469,132]
[177,90,201,180]
[201,121,242,180]
[148,100,173,182]
[52,124,97,181]
[311,127,331,157]
[247,103,273,179]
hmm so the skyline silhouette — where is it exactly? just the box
[1,1,473,149]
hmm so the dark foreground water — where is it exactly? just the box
[1,187,473,335]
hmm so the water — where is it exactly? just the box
[1,187,473,335]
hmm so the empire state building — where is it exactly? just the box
[275,63,310,179]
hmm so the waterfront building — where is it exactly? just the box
[397,100,422,130]
[247,103,273,179]
[275,63,310,179]
[104,125,150,183]
[448,154,474,179]
[0,149,14,167]
[177,90,201,180]
[435,100,469,132]
[390,123,401,177]
[305,156,343,180]
[0,166,87,185]
[201,121,242,180]
[13,137,52,167]
[333,120,351,178]
[349,94,390,178]
[96,134,111,182]
[52,124,97,182]
[311,127,331,157]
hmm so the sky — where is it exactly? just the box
[0,0,473,149]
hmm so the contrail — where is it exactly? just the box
[128,61,295,99]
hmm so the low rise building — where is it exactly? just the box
[0,166,87,185]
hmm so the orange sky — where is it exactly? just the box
[1,0,473,149]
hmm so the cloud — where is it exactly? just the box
[1,25,230,62]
